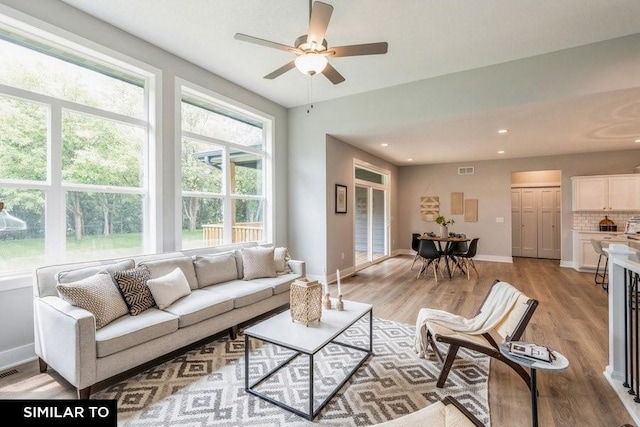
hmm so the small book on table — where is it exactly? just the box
[509,342,553,363]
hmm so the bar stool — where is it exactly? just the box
[590,239,608,291]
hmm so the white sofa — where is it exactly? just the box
[33,243,305,399]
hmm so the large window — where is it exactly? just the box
[0,26,151,275]
[180,87,270,249]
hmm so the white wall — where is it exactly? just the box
[325,135,399,280]
[0,0,288,370]
[288,31,640,280]
[397,150,640,264]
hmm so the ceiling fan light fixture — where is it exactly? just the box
[295,53,328,76]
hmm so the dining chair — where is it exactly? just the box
[452,238,479,280]
[410,233,421,270]
[417,239,442,281]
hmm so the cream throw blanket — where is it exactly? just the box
[415,281,523,357]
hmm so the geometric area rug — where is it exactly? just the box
[93,318,490,426]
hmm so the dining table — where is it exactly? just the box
[419,234,471,279]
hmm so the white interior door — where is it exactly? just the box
[554,188,562,259]
[512,189,522,257]
[512,186,561,259]
[354,185,369,268]
[520,189,538,258]
[371,188,386,262]
[537,188,556,259]
[354,163,390,270]
[354,185,388,268]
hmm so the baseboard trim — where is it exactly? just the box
[559,260,575,269]
[605,367,640,426]
[0,343,36,372]
[470,255,513,264]
[396,251,512,264]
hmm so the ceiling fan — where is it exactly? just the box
[234,1,388,84]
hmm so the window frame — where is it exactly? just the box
[0,13,159,278]
[176,79,274,249]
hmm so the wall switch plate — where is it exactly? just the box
[496,217,505,223]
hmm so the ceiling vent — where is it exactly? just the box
[458,166,475,175]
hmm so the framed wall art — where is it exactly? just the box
[420,196,440,221]
[451,192,464,215]
[465,199,478,222]
[335,184,347,214]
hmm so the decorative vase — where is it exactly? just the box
[440,225,448,238]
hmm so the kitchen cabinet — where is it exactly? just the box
[572,175,640,211]
[572,231,628,272]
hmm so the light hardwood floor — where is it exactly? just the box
[0,256,634,426]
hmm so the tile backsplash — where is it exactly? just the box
[572,211,640,231]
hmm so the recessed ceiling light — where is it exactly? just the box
[407,158,413,162]
[497,150,505,154]
[381,143,389,147]
[498,129,508,134]
[635,139,640,143]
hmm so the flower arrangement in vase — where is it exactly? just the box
[435,215,455,237]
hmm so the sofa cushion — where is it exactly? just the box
[140,256,199,290]
[250,272,301,295]
[56,271,129,329]
[57,259,135,285]
[95,308,179,358]
[233,249,244,279]
[161,289,235,328]
[241,247,276,280]
[201,280,273,308]
[273,247,292,274]
[146,267,192,309]
[194,252,239,288]
[113,266,156,315]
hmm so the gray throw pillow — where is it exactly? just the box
[139,256,199,290]
[194,252,239,287]
[241,247,277,280]
[56,271,129,329]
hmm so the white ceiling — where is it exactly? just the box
[59,0,640,165]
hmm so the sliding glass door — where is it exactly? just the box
[354,164,389,270]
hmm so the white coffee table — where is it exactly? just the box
[244,299,373,420]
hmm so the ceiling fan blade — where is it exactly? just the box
[264,61,296,79]
[330,42,389,57]
[307,1,333,46]
[234,33,296,52]
[322,62,345,85]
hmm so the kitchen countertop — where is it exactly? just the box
[571,230,625,235]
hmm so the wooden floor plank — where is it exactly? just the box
[341,256,633,427]
[0,256,634,426]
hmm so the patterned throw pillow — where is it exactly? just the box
[241,247,277,280]
[113,265,155,315]
[56,271,129,329]
[274,247,292,274]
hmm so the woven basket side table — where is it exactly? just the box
[290,279,322,326]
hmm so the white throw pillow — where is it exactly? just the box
[241,247,276,280]
[146,267,191,309]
